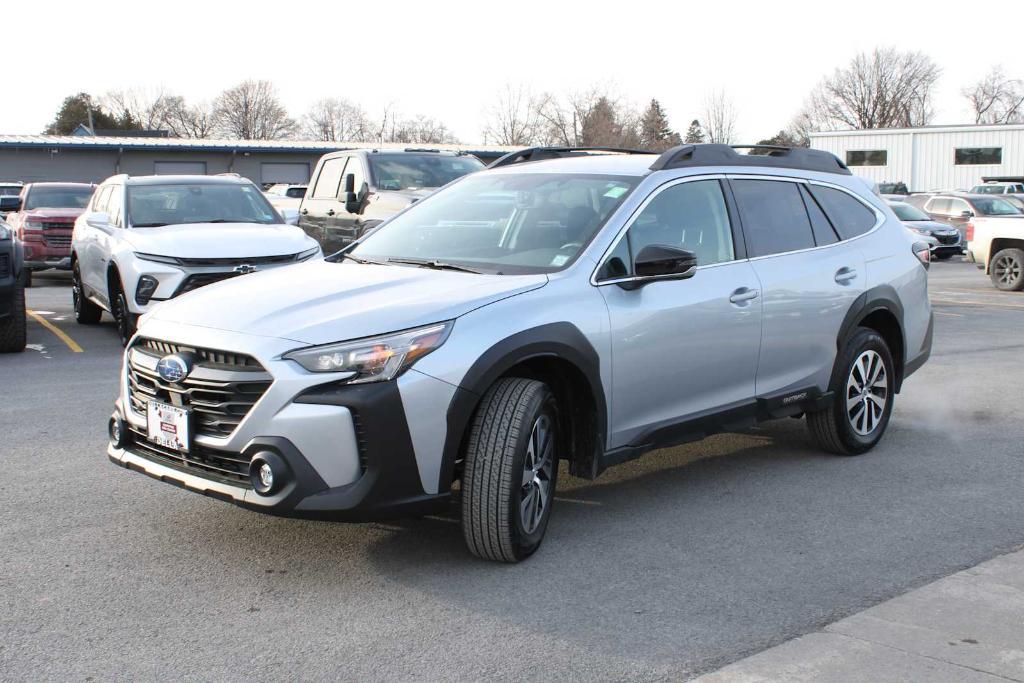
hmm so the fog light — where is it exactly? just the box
[109,415,126,448]
[249,452,287,496]
[135,275,159,305]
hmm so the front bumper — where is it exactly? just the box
[108,324,454,520]
[24,256,71,271]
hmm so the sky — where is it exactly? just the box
[4,0,1022,144]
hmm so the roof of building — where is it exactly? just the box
[809,123,1024,138]
[0,134,516,156]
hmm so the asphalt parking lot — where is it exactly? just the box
[2,260,1022,681]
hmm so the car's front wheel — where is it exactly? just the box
[110,279,136,347]
[990,248,1024,291]
[807,327,895,455]
[0,278,27,353]
[72,262,102,325]
[461,377,559,562]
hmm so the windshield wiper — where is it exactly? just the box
[333,251,389,266]
[386,257,484,274]
[131,222,169,228]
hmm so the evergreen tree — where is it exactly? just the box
[684,119,705,144]
[44,93,143,134]
[639,99,681,151]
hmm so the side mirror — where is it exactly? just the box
[85,211,110,228]
[960,210,973,218]
[620,244,697,289]
[343,174,363,214]
[279,208,300,226]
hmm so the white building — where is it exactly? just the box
[809,124,1024,192]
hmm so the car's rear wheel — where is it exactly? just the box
[72,262,102,324]
[990,248,1024,291]
[110,279,136,347]
[22,269,32,288]
[807,327,895,455]
[461,377,559,563]
[0,279,27,353]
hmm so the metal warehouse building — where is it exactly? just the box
[0,135,512,185]
[809,124,1024,192]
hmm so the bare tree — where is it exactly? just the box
[810,47,940,129]
[482,85,540,145]
[963,66,1024,124]
[702,90,737,144]
[102,87,175,131]
[163,96,217,138]
[302,98,371,141]
[212,80,296,140]
[533,88,640,148]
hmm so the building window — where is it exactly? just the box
[846,150,887,167]
[955,147,1002,165]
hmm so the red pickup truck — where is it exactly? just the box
[5,182,95,286]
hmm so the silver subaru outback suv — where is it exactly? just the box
[107,144,933,562]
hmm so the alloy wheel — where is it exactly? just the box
[994,253,1022,286]
[846,350,888,436]
[72,266,83,315]
[520,413,555,534]
[113,292,130,345]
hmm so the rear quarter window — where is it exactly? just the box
[807,185,877,240]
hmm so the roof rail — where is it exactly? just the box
[488,146,653,169]
[649,144,851,175]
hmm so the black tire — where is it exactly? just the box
[0,280,27,353]
[72,262,102,325]
[461,377,560,563]
[110,278,136,347]
[990,248,1024,291]
[807,327,895,456]
[22,269,32,288]
[934,252,953,260]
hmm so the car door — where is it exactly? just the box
[945,197,973,239]
[299,156,347,253]
[92,185,124,304]
[80,184,111,295]
[730,177,870,397]
[332,155,368,246]
[923,197,953,226]
[596,177,763,449]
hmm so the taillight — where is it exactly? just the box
[966,221,975,242]
[912,241,931,270]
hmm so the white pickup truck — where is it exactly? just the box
[966,215,1024,290]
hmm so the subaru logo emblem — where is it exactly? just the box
[234,264,258,275]
[156,354,191,383]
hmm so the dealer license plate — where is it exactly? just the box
[147,400,190,452]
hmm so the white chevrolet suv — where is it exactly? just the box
[71,175,321,345]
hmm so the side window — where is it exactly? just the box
[623,179,734,269]
[311,158,347,199]
[806,185,877,240]
[799,185,839,246]
[597,235,632,281]
[731,179,815,257]
[927,197,952,215]
[92,186,112,214]
[346,158,366,195]
[949,198,970,216]
[107,186,123,227]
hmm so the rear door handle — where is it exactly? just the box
[835,267,858,284]
[729,287,760,304]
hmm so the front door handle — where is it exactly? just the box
[835,267,858,284]
[729,287,760,304]
[326,209,336,217]
[300,208,308,215]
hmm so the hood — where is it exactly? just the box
[904,220,958,232]
[26,207,84,220]
[149,259,548,344]
[121,223,314,258]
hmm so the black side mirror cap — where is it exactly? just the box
[619,244,697,290]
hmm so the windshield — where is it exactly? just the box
[351,173,639,274]
[972,197,1021,216]
[890,203,930,221]
[127,183,281,227]
[24,185,93,209]
[368,154,484,191]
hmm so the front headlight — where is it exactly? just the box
[24,219,44,231]
[136,252,183,265]
[283,322,453,382]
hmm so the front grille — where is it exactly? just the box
[43,233,71,248]
[937,233,960,245]
[41,220,73,229]
[125,426,252,487]
[0,253,9,279]
[174,253,300,267]
[174,271,241,297]
[127,341,272,439]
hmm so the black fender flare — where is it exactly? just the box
[832,284,906,391]
[437,322,607,492]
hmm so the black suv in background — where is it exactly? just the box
[298,149,484,254]
[0,218,26,352]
